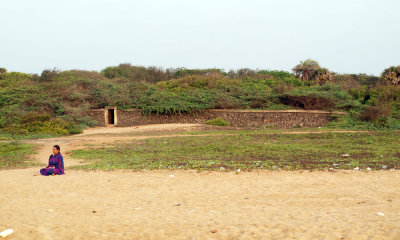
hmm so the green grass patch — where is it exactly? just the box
[0,141,39,168]
[204,117,230,126]
[70,130,400,171]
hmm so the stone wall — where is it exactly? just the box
[87,109,106,126]
[88,108,346,128]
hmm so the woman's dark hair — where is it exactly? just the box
[53,145,60,153]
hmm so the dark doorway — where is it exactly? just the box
[107,109,115,124]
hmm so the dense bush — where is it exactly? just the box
[135,88,216,114]
[359,104,392,122]
[1,112,82,135]
[1,63,400,136]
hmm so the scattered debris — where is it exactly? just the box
[357,201,366,204]
[211,162,215,164]
[174,203,181,207]
[376,212,384,216]
[219,167,225,171]
[135,207,141,210]
[0,229,14,238]
[210,229,218,233]
[354,167,359,171]
[332,163,340,167]
[169,175,175,178]
[366,167,371,171]
[342,154,349,157]
[382,165,387,169]
[92,211,96,213]
[163,142,167,144]
[380,155,383,158]
[237,169,241,173]
[328,168,334,171]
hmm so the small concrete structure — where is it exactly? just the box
[87,108,346,128]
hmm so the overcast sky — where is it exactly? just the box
[1,0,399,75]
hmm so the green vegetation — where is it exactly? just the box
[1,61,399,139]
[204,117,230,126]
[0,141,38,168]
[70,130,400,171]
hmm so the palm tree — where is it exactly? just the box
[381,66,400,86]
[292,59,321,82]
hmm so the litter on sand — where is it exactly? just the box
[377,212,384,216]
[354,167,359,171]
[0,229,14,238]
[342,154,350,157]
[367,167,371,171]
[169,175,175,178]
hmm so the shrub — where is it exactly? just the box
[278,95,335,110]
[1,112,83,135]
[136,89,216,115]
[381,66,400,86]
[40,68,59,81]
[20,112,51,124]
[102,64,170,83]
[359,104,391,122]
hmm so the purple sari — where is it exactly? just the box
[40,153,65,176]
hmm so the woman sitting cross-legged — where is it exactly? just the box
[40,145,65,176]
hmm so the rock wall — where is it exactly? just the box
[88,108,346,128]
[87,109,105,126]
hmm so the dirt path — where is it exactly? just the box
[1,124,399,240]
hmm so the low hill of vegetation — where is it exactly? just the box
[0,60,399,138]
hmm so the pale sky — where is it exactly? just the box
[1,0,399,75]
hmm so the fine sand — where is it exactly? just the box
[0,124,399,240]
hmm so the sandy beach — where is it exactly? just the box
[0,125,399,239]
[1,169,399,240]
